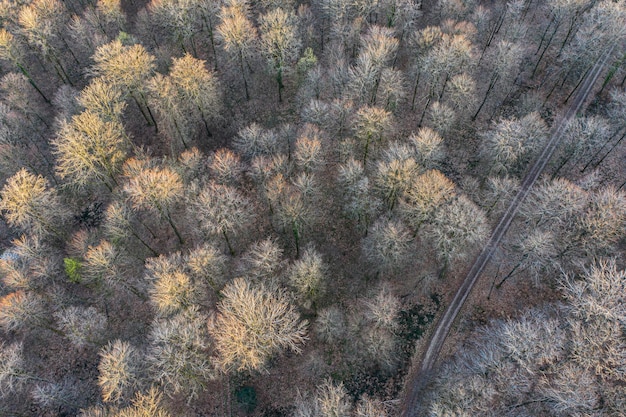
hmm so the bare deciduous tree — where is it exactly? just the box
[169,53,222,137]
[97,340,140,405]
[78,78,126,122]
[287,245,327,308]
[352,105,393,165]
[0,291,46,332]
[146,254,200,316]
[210,278,308,372]
[481,111,548,176]
[91,39,157,128]
[259,8,301,102]
[192,181,255,255]
[147,307,215,401]
[217,0,258,100]
[362,217,413,273]
[55,306,107,348]
[0,169,69,238]
[123,159,185,245]
[398,169,456,232]
[54,110,129,192]
[428,194,488,274]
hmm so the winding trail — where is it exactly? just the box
[400,46,615,417]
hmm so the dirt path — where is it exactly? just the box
[400,46,615,417]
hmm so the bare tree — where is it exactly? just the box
[337,158,382,233]
[398,169,456,233]
[578,186,626,255]
[81,386,172,417]
[314,306,347,345]
[147,307,215,401]
[91,39,158,128]
[54,110,129,192]
[83,240,145,297]
[210,278,308,373]
[169,53,222,137]
[316,379,351,417]
[347,26,399,107]
[362,217,413,273]
[237,237,285,281]
[472,40,524,120]
[287,245,327,309]
[208,148,244,186]
[191,181,255,255]
[266,174,315,257]
[361,285,401,370]
[0,234,62,291]
[355,395,389,417]
[148,0,204,55]
[17,0,75,84]
[54,306,107,348]
[428,194,488,275]
[0,168,69,238]
[97,340,141,405]
[481,111,548,176]
[408,127,445,169]
[123,158,185,245]
[145,254,200,316]
[147,74,193,152]
[0,101,52,179]
[103,201,159,256]
[425,31,474,110]
[531,0,594,76]
[217,0,258,100]
[519,177,588,233]
[233,123,282,158]
[294,125,326,173]
[78,78,126,122]
[187,243,228,292]
[259,8,301,102]
[0,291,47,332]
[352,105,393,165]
[496,228,560,289]
[564,260,626,382]
[551,116,610,178]
[374,142,419,211]
[0,29,49,102]
[0,342,43,398]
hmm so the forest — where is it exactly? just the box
[0,0,625,415]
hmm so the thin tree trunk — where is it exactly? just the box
[532,24,559,78]
[473,75,499,121]
[418,90,433,126]
[52,55,73,86]
[223,230,235,256]
[239,51,250,100]
[362,134,372,166]
[138,92,159,131]
[590,130,626,170]
[165,213,185,245]
[411,71,421,111]
[277,67,284,103]
[563,64,593,104]
[556,13,580,58]
[16,64,50,103]
[131,94,153,126]
[129,228,158,256]
[292,222,300,258]
[496,257,525,289]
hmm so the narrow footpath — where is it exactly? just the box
[400,46,616,417]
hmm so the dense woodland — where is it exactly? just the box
[0,0,625,415]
